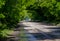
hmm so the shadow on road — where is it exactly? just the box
[7,21,60,41]
[25,29,60,41]
[20,22,60,41]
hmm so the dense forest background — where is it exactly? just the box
[0,0,60,39]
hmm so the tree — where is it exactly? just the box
[26,0,60,23]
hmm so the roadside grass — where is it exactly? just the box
[0,29,13,37]
[0,29,13,41]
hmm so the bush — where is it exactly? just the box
[0,0,25,38]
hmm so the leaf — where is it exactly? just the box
[0,14,5,18]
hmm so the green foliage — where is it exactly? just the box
[0,0,25,29]
[26,0,60,23]
[0,0,5,8]
[0,14,5,18]
[0,29,13,38]
[0,0,27,38]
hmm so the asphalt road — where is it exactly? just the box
[21,21,60,41]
